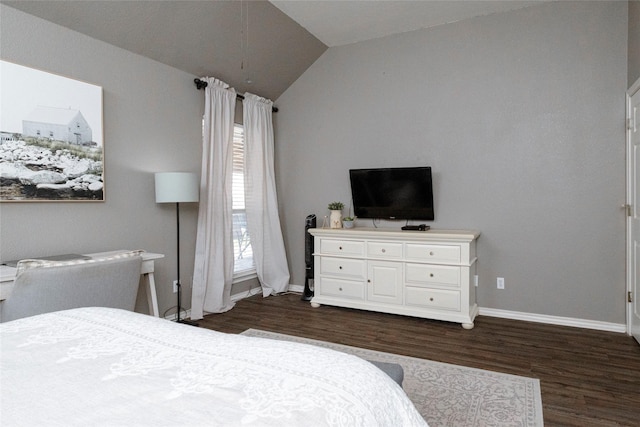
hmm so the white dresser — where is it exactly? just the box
[308,228,480,329]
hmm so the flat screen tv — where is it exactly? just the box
[349,167,434,220]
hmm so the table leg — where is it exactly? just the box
[144,272,160,317]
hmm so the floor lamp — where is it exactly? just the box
[155,172,199,326]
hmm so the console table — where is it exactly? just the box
[0,250,164,317]
[308,228,479,329]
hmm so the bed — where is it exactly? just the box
[1,307,427,426]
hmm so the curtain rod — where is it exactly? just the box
[193,78,278,113]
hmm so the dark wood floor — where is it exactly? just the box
[197,292,640,427]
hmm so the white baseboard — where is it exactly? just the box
[479,307,627,333]
[166,289,258,321]
[230,284,303,302]
[231,285,263,302]
[161,289,256,322]
[231,283,306,298]
[283,286,627,333]
[164,309,192,322]
[287,284,305,293]
[186,284,628,334]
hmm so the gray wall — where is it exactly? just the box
[630,0,640,87]
[0,5,203,316]
[1,1,631,325]
[275,1,628,323]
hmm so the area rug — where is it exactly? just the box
[241,329,544,427]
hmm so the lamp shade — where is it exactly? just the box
[154,172,199,203]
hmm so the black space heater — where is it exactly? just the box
[302,214,316,301]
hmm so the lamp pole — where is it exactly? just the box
[175,201,198,326]
[154,172,199,327]
[175,202,182,322]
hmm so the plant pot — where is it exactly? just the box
[343,220,354,229]
[329,210,342,228]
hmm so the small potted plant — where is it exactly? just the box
[327,201,344,228]
[342,216,356,229]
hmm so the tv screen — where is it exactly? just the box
[349,167,434,220]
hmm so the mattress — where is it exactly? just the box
[1,307,427,426]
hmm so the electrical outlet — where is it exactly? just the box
[474,275,479,287]
[497,277,505,290]
[173,280,178,293]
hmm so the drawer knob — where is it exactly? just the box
[339,266,343,269]
[381,249,386,253]
[339,246,343,250]
[429,297,434,302]
[339,287,343,291]
[429,251,434,256]
[429,273,434,277]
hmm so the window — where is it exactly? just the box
[232,124,255,277]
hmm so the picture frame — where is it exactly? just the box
[0,60,104,202]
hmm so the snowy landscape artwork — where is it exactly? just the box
[0,60,104,201]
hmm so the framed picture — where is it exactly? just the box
[0,60,104,202]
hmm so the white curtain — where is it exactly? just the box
[243,93,290,296]
[191,78,236,319]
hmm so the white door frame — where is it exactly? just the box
[626,77,640,341]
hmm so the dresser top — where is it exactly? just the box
[308,227,480,242]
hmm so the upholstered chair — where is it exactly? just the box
[1,252,142,322]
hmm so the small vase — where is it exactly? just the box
[329,210,342,228]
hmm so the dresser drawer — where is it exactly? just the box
[405,263,460,288]
[320,239,365,257]
[366,241,403,259]
[318,277,365,300]
[405,244,461,263]
[320,257,366,279]
[405,287,461,311]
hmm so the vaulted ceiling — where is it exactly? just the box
[2,0,327,101]
[270,0,544,47]
[2,1,544,100]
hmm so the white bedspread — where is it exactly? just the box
[1,307,427,426]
